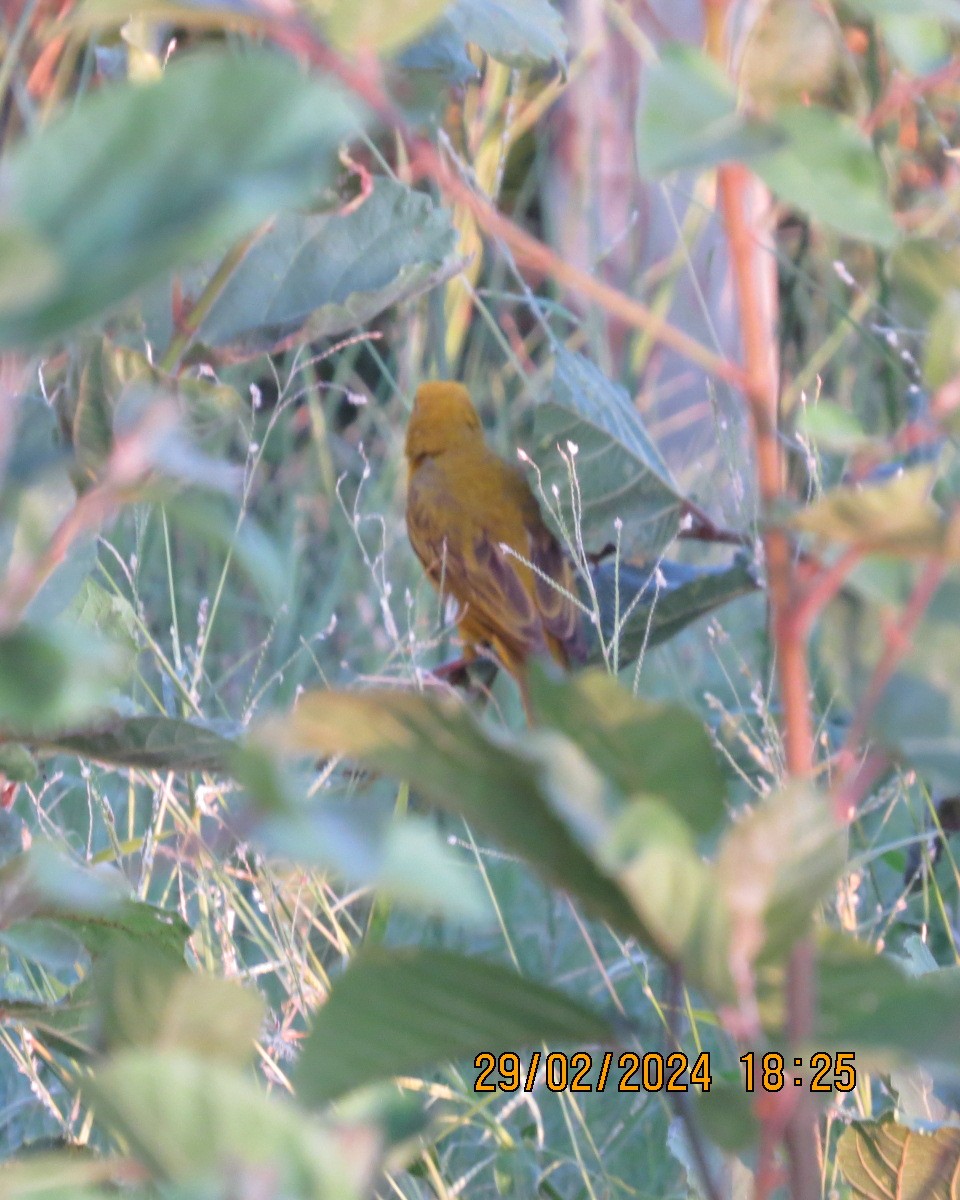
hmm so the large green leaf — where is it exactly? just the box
[94,946,264,1065]
[753,105,897,247]
[0,624,128,733]
[789,467,948,557]
[800,933,960,1074]
[716,785,846,966]
[584,555,760,665]
[636,48,894,246]
[527,667,727,835]
[0,50,363,349]
[323,0,453,53]
[82,1051,371,1197]
[295,947,618,1104]
[145,179,458,357]
[445,0,566,67]
[636,44,783,176]
[46,714,239,773]
[838,1114,960,1200]
[534,350,683,557]
[256,688,660,948]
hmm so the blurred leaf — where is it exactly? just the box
[445,0,567,68]
[694,1078,761,1154]
[738,0,864,114]
[717,785,846,966]
[256,689,659,947]
[871,671,960,790]
[534,349,682,557]
[797,400,874,454]
[396,17,477,81]
[295,947,618,1104]
[838,1113,960,1199]
[881,14,951,74]
[46,714,238,772]
[95,945,264,1064]
[925,292,960,389]
[163,179,457,358]
[788,467,949,556]
[24,535,99,626]
[324,0,453,54]
[585,554,760,662]
[0,919,87,971]
[636,45,783,175]
[0,50,363,349]
[753,105,897,247]
[0,1150,119,1197]
[69,579,140,657]
[667,1111,755,1200]
[252,792,489,922]
[0,842,188,946]
[617,840,733,1000]
[891,240,960,320]
[0,624,128,733]
[0,744,38,782]
[527,667,727,835]
[807,933,960,1074]
[1,993,98,1058]
[82,1050,373,1197]
[845,0,960,18]
[68,340,244,480]
[0,223,63,317]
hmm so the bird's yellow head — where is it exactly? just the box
[405,381,483,464]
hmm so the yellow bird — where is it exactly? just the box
[405,381,585,693]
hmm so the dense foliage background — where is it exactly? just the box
[1,1,960,1197]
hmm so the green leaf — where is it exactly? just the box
[0,919,87,971]
[0,624,128,733]
[838,1113,960,1200]
[295,947,618,1104]
[753,105,897,247]
[788,467,949,557]
[845,0,960,19]
[871,671,960,790]
[0,50,363,349]
[255,689,657,946]
[324,0,454,53]
[446,0,567,67]
[585,555,760,663]
[82,1050,373,1196]
[636,44,783,176]
[796,400,874,454]
[716,785,846,965]
[95,945,264,1064]
[46,714,238,772]
[925,292,960,389]
[881,14,952,75]
[527,667,727,835]
[162,179,457,357]
[1,994,97,1059]
[891,239,960,320]
[809,933,960,1074]
[617,839,733,1000]
[534,349,682,557]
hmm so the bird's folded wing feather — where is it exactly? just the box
[407,468,545,658]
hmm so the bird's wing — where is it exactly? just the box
[506,467,587,665]
[406,464,546,661]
